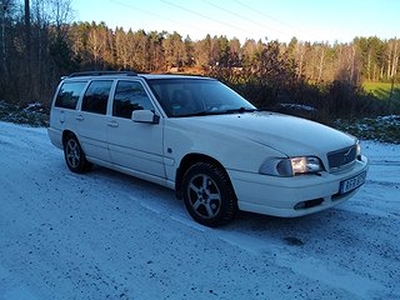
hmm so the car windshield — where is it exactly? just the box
[147,78,256,117]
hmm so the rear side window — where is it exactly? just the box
[81,80,113,115]
[113,81,154,119]
[54,81,87,109]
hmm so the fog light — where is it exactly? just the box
[294,199,323,210]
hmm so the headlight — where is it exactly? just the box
[259,156,324,177]
[356,140,361,159]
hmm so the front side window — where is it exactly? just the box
[113,81,154,119]
[81,80,113,115]
[54,81,87,109]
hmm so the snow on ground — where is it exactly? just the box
[0,121,399,300]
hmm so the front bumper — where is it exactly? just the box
[228,155,369,217]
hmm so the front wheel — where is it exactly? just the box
[182,162,238,227]
[63,134,92,173]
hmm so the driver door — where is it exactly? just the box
[107,80,165,178]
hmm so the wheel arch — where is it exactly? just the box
[62,129,93,173]
[62,129,78,146]
[175,153,231,199]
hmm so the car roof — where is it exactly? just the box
[139,74,213,81]
[62,71,213,81]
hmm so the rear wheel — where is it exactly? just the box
[182,162,238,227]
[63,134,92,173]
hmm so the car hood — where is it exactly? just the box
[175,111,355,157]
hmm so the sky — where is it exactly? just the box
[71,0,400,44]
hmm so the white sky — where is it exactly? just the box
[71,0,400,43]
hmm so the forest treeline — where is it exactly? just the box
[1,0,399,122]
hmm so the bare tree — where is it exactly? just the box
[24,0,30,53]
[1,0,12,77]
[387,39,399,78]
[49,0,73,29]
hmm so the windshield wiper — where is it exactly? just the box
[174,107,257,118]
[225,107,257,114]
[174,110,224,118]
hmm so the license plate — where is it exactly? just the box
[340,171,367,194]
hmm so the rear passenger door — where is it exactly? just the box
[76,80,113,163]
[107,80,165,178]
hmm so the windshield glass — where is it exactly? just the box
[147,78,256,117]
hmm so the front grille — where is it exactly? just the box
[328,145,357,170]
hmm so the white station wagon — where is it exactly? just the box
[48,71,369,227]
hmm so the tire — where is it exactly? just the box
[63,134,92,173]
[182,162,238,227]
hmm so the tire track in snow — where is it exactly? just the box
[369,160,400,166]
[133,195,387,299]
[1,123,399,300]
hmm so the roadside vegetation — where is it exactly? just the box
[0,101,48,127]
[1,98,398,144]
[335,115,400,144]
[0,0,399,143]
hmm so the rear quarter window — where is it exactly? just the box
[54,81,87,109]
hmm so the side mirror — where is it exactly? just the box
[132,110,160,124]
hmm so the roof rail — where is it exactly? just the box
[68,71,138,78]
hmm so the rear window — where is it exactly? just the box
[54,81,87,109]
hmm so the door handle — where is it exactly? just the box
[75,115,84,121]
[107,120,119,128]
